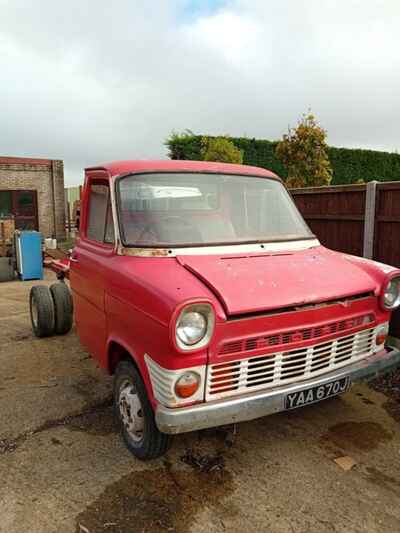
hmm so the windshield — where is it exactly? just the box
[117,172,313,247]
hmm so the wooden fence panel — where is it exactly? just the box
[375,183,400,267]
[290,182,400,339]
[291,185,366,256]
[375,183,400,338]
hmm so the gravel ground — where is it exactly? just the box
[1,273,400,533]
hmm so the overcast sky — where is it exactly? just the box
[1,0,399,185]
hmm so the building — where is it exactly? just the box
[0,156,65,240]
[65,185,82,230]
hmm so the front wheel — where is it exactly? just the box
[114,360,171,460]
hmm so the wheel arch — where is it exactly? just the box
[107,338,140,375]
[107,337,157,409]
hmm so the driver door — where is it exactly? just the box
[70,172,115,361]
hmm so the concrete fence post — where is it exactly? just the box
[363,180,378,259]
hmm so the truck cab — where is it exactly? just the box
[63,160,400,459]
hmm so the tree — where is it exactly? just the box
[165,130,200,160]
[276,113,333,188]
[202,136,243,164]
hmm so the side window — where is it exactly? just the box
[87,182,115,244]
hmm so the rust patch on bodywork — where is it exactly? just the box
[118,245,170,257]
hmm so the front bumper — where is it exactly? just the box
[155,345,400,434]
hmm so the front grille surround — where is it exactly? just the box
[206,326,379,401]
[218,314,374,356]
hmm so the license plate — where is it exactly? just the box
[284,377,350,410]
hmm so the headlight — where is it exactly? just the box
[382,277,400,309]
[177,311,206,345]
[175,303,215,350]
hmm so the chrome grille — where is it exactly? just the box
[207,327,377,400]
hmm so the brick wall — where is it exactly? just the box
[0,156,65,239]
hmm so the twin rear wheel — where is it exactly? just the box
[30,282,73,338]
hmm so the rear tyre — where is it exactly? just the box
[50,282,73,335]
[30,285,55,338]
[114,360,171,460]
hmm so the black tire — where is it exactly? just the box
[50,282,73,335]
[30,285,55,338]
[114,360,171,460]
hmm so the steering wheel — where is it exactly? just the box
[136,216,200,244]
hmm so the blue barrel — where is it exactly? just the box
[15,231,43,281]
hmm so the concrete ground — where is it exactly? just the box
[1,273,400,533]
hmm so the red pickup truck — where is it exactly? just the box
[30,160,400,459]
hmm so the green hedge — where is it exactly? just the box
[166,134,400,185]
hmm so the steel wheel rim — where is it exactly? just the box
[118,379,144,442]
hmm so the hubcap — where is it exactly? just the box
[118,380,144,442]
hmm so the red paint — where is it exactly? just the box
[177,246,378,316]
[67,160,399,410]
[86,159,279,179]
